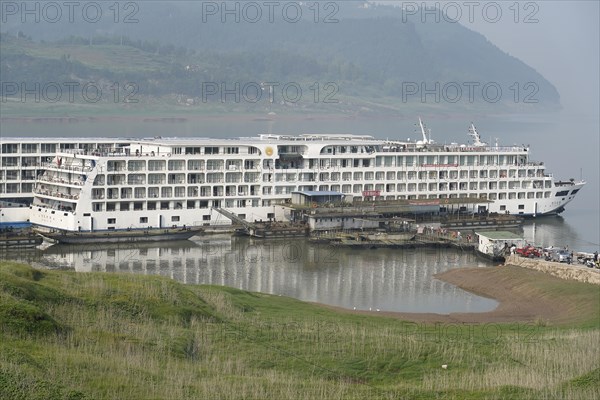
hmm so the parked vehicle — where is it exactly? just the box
[551,249,572,264]
[516,245,541,258]
[543,246,557,260]
[576,252,595,267]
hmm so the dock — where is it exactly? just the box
[311,232,476,251]
[0,232,43,249]
[441,215,522,230]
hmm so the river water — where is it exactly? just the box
[2,112,598,313]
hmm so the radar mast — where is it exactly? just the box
[468,123,487,147]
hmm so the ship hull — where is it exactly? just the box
[37,227,202,244]
[0,205,31,228]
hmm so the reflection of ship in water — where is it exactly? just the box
[42,239,201,272]
[33,236,497,314]
[522,215,584,250]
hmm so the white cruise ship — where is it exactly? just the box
[0,138,133,227]
[1,121,585,231]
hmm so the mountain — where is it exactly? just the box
[0,2,560,113]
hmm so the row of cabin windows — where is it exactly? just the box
[95,200,274,213]
[0,183,34,193]
[180,146,248,155]
[91,182,554,200]
[92,171,550,188]
[1,143,87,154]
[99,157,544,178]
[106,159,259,172]
[107,216,180,225]
[1,143,130,155]
[499,205,526,211]
[374,155,527,166]
[94,196,538,215]
[93,185,263,199]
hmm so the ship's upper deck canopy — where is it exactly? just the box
[259,133,376,141]
[6,133,530,159]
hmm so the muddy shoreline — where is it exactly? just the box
[318,265,597,324]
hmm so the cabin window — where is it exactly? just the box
[107,218,116,224]
[1,144,18,153]
[21,143,38,153]
[140,217,148,223]
[185,147,201,155]
[171,216,180,222]
[41,143,57,153]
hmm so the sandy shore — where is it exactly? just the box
[319,265,598,324]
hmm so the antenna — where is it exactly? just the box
[468,122,487,147]
[418,117,430,144]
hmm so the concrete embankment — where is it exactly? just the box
[505,254,600,285]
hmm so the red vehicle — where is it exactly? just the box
[516,246,541,258]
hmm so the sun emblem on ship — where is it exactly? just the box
[265,146,274,156]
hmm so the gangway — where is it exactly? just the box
[212,207,307,239]
[212,207,255,235]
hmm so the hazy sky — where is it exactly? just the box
[468,1,599,116]
[379,1,600,116]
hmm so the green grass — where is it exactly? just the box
[1,261,598,399]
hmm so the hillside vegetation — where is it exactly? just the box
[1,2,560,115]
[0,261,598,399]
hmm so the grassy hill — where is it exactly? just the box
[0,261,598,399]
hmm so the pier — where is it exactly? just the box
[311,231,476,251]
[0,228,43,249]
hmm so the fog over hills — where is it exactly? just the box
[1,2,560,111]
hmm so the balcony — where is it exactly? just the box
[33,187,79,201]
[38,175,85,186]
[42,162,92,173]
